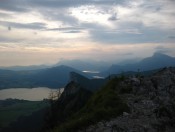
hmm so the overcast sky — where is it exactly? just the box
[0,0,175,66]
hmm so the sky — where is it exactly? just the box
[0,0,175,66]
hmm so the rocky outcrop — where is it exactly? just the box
[43,79,93,131]
[69,72,106,92]
[83,67,175,132]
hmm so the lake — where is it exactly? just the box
[0,87,64,101]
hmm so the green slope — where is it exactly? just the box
[54,77,130,132]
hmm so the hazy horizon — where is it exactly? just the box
[0,52,174,67]
[0,0,175,66]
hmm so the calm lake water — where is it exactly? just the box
[0,87,64,101]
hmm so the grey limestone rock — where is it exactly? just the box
[81,67,175,132]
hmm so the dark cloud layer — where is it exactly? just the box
[0,21,47,30]
[0,0,175,66]
[88,26,170,44]
[40,10,79,25]
[0,0,175,46]
[0,0,29,12]
[63,30,82,33]
[29,0,124,8]
[0,0,124,12]
[155,46,172,54]
[168,36,175,39]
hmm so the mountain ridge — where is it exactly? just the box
[50,67,175,132]
[0,65,88,89]
[1,67,175,132]
[102,53,175,76]
[0,53,175,89]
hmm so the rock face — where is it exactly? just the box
[43,81,93,130]
[83,67,175,132]
[69,72,106,92]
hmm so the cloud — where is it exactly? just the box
[76,0,175,44]
[29,0,124,8]
[38,9,79,25]
[155,46,172,54]
[108,13,118,21]
[87,24,169,44]
[47,27,84,31]
[45,26,84,34]
[0,0,124,13]
[0,0,175,66]
[0,12,13,18]
[0,35,25,43]
[89,30,141,44]
[0,21,47,30]
[0,0,29,12]
[168,36,175,39]
[63,30,82,33]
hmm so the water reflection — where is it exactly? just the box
[0,87,64,101]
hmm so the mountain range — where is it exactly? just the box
[55,59,111,71]
[0,52,175,89]
[0,65,88,89]
[101,52,175,76]
[0,65,50,71]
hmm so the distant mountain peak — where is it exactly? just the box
[54,65,74,70]
[104,52,175,76]
[59,65,69,68]
[152,52,170,58]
